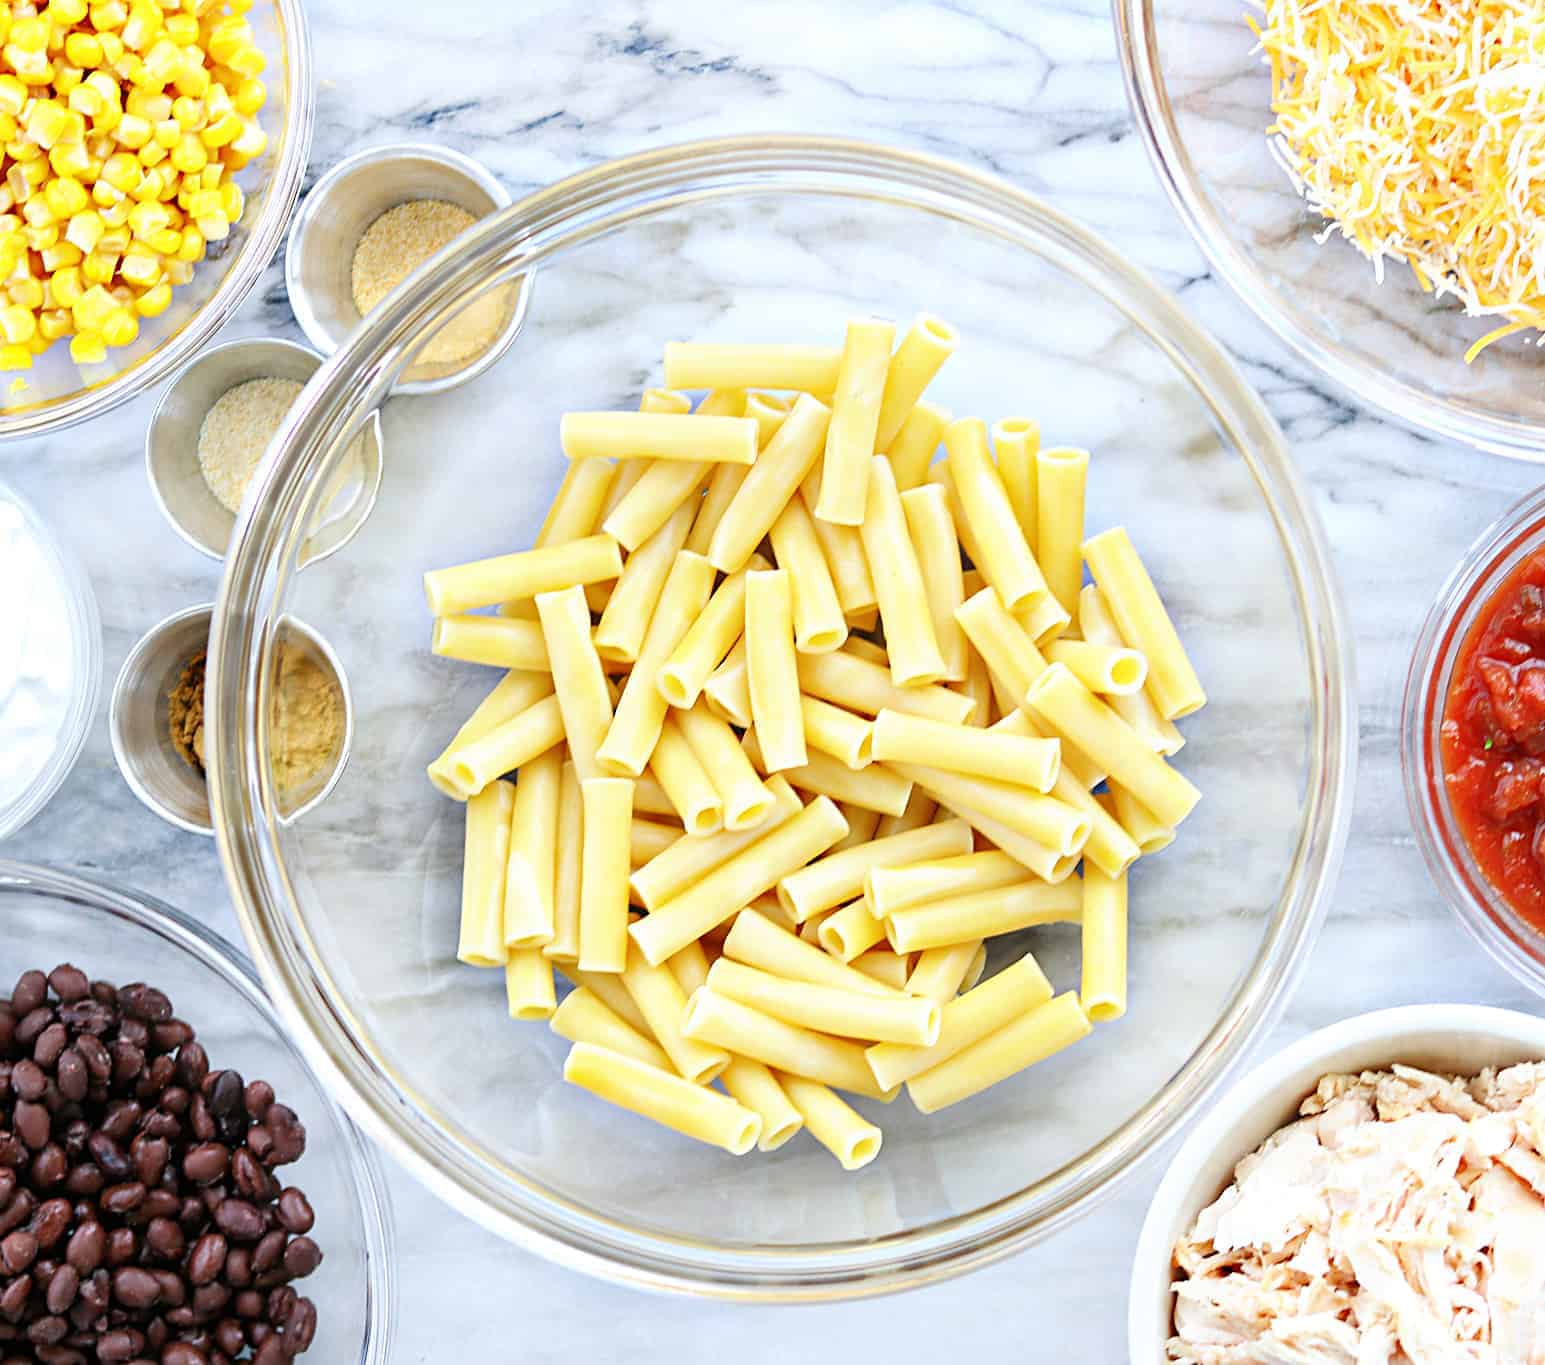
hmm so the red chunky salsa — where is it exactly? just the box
[1442,550,1545,930]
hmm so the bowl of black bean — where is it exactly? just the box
[0,861,395,1365]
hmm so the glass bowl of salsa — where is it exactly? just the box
[1405,487,1545,994]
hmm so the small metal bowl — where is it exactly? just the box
[111,603,353,836]
[283,142,529,395]
[147,337,383,566]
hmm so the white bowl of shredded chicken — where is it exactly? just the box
[1130,1006,1545,1364]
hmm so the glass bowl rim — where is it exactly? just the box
[1112,0,1545,461]
[0,0,314,441]
[208,133,1357,1299]
[1401,487,1545,995]
[0,857,398,1361]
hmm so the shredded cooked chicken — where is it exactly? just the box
[1169,1063,1545,1364]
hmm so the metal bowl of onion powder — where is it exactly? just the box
[0,481,101,838]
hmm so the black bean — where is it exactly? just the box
[129,1137,167,1190]
[44,967,86,1005]
[93,1327,139,1362]
[163,1344,210,1365]
[250,1231,286,1276]
[187,1234,226,1288]
[11,972,46,1016]
[281,1297,316,1355]
[0,1272,29,1320]
[232,1290,263,1319]
[213,1318,244,1355]
[151,1020,192,1053]
[242,1082,273,1122]
[72,1036,108,1085]
[173,1045,208,1094]
[0,1233,36,1275]
[181,1146,227,1187]
[0,1193,35,1238]
[244,1128,273,1163]
[278,1237,320,1281]
[138,1190,178,1223]
[10,1062,45,1103]
[99,1184,144,1215]
[15,1007,54,1047]
[30,1146,66,1189]
[29,1199,70,1249]
[63,1223,102,1278]
[150,1270,184,1308]
[142,1218,182,1262]
[139,1111,179,1141]
[87,1135,130,1184]
[220,1248,249,1288]
[43,1265,76,1316]
[211,1202,262,1243]
[273,1191,311,1237]
[190,1282,228,1321]
[108,1043,144,1087]
[52,1053,86,1106]
[62,1165,100,1199]
[259,1108,304,1168]
[56,998,110,1037]
[109,1267,158,1309]
[24,1312,65,1344]
[104,1229,136,1268]
[188,1097,215,1144]
[32,1024,67,1069]
[14,1102,50,1151]
[230,1150,272,1203]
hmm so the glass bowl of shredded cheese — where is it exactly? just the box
[205,137,1355,1297]
[0,0,312,438]
[1116,0,1545,457]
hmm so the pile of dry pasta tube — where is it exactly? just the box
[422,315,1206,1170]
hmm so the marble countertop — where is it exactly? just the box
[6,0,1545,1358]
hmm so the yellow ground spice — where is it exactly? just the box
[270,645,345,810]
[349,199,503,366]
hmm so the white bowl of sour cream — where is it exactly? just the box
[1129,1005,1545,1364]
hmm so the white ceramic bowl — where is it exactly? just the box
[1129,1005,1545,1363]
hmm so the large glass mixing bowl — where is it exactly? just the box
[1115,0,1545,459]
[0,0,311,439]
[208,137,1355,1298]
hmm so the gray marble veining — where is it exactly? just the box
[4,0,1544,1358]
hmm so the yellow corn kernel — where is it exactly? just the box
[8,277,42,310]
[85,72,121,108]
[170,61,205,98]
[196,161,218,189]
[130,163,164,198]
[50,143,94,181]
[81,248,114,281]
[24,97,70,148]
[133,278,168,316]
[162,11,194,43]
[97,198,128,228]
[37,307,71,339]
[169,94,199,127]
[18,158,47,189]
[147,225,176,254]
[0,75,24,118]
[0,114,16,146]
[198,109,237,148]
[125,198,165,238]
[67,83,103,120]
[51,0,90,22]
[136,137,165,166]
[20,196,53,228]
[99,150,137,192]
[22,224,56,252]
[162,256,189,286]
[113,112,149,148]
[96,31,123,65]
[53,64,83,97]
[125,87,169,121]
[71,283,113,329]
[0,304,35,343]
[205,18,247,60]
[217,178,238,220]
[142,38,179,84]
[5,45,52,83]
[97,226,129,254]
[151,115,177,148]
[224,43,260,77]
[101,304,135,346]
[49,264,82,306]
[62,35,100,72]
[6,137,40,164]
[42,175,86,218]
[114,55,144,87]
[174,220,199,260]
[120,5,160,51]
[67,331,103,363]
[118,243,157,284]
[40,241,79,272]
[168,130,203,172]
[0,341,33,369]
[88,0,124,21]
[10,16,48,51]
[66,210,104,255]
[228,118,262,159]
[230,74,262,117]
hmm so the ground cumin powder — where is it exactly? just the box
[167,639,343,810]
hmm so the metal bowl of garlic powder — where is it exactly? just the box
[0,481,101,838]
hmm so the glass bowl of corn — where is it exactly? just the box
[0,0,311,439]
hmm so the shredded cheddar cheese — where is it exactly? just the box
[1256,0,1545,361]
